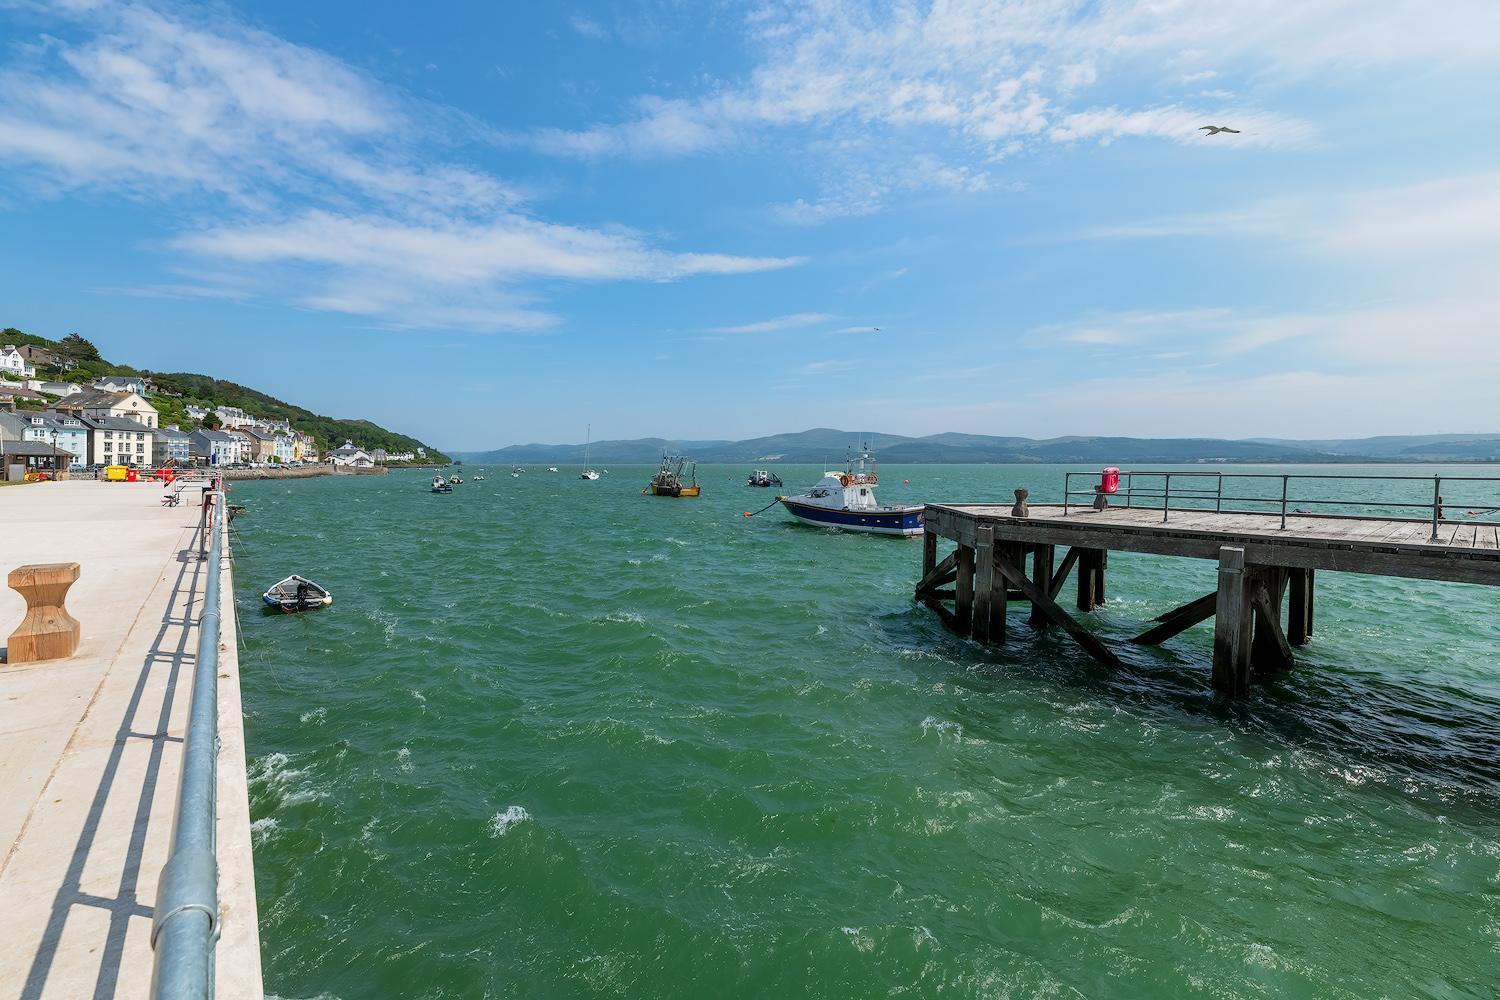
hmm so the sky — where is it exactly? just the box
[1,0,1498,451]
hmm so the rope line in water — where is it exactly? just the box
[743,496,785,518]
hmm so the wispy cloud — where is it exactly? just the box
[568,14,608,40]
[514,0,1500,217]
[707,312,837,334]
[799,359,858,375]
[0,1,798,331]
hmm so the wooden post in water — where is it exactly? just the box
[1076,548,1104,612]
[955,544,975,635]
[1212,546,1253,696]
[1094,550,1107,606]
[1288,568,1314,646]
[1029,545,1054,630]
[922,529,937,582]
[972,525,996,644]
[994,543,1013,638]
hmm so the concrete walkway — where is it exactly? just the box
[0,480,262,999]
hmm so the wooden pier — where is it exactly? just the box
[916,501,1500,696]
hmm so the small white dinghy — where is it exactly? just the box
[262,575,333,614]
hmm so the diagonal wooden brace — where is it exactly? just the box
[993,549,1123,670]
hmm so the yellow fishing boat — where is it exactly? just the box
[647,454,700,497]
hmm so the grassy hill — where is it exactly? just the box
[457,428,1360,465]
[3,327,446,462]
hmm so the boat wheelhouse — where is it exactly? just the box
[779,445,922,536]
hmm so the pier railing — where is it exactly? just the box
[151,485,225,998]
[1062,471,1500,539]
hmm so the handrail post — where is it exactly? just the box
[1063,472,1071,516]
[1280,474,1289,530]
[1216,472,1223,512]
[1430,475,1442,540]
[151,488,224,998]
[1162,473,1171,523]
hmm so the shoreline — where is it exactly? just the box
[219,464,389,480]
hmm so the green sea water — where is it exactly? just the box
[232,464,1500,999]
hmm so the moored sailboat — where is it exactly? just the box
[580,424,600,480]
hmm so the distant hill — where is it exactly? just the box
[1247,435,1500,461]
[3,326,446,461]
[456,428,1404,465]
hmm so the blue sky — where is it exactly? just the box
[2,0,1497,451]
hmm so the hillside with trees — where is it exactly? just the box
[3,327,445,461]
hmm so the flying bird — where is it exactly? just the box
[1198,125,1241,135]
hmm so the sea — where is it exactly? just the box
[230,464,1500,999]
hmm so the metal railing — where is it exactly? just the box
[151,485,225,998]
[1063,470,1500,540]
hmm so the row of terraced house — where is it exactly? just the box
[2,344,426,478]
[0,360,324,478]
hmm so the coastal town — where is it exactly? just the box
[1,341,425,479]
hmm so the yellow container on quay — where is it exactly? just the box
[104,465,129,482]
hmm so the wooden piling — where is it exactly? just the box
[972,526,996,644]
[1212,547,1253,696]
[922,529,938,582]
[1029,545,1054,630]
[955,544,975,634]
[1288,568,1314,646]
[1094,550,1107,606]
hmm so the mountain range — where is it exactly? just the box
[455,429,1500,466]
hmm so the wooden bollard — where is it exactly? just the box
[6,562,81,664]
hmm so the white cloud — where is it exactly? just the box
[171,211,799,331]
[568,14,608,40]
[799,359,858,375]
[1085,171,1500,280]
[0,1,798,331]
[519,0,1500,215]
[707,312,837,334]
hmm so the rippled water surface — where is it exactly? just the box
[232,464,1500,998]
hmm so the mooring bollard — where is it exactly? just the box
[6,562,82,664]
[1011,488,1029,517]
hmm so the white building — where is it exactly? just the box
[329,440,374,468]
[189,429,238,466]
[93,375,149,395]
[272,434,296,464]
[24,379,81,397]
[55,388,160,429]
[1,345,36,379]
[215,405,252,428]
[83,415,154,466]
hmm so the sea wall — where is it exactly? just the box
[220,464,389,480]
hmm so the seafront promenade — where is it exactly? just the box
[0,481,261,999]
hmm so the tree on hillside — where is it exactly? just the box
[57,332,102,363]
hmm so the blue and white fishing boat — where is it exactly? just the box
[779,445,923,536]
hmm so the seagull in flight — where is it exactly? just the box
[1198,125,1241,135]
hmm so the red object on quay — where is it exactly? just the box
[1100,467,1120,495]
